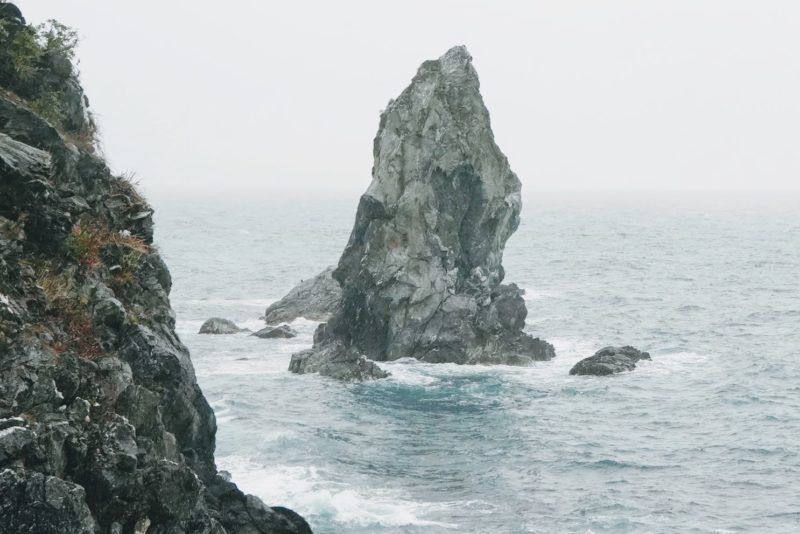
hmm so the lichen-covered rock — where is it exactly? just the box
[0,4,310,532]
[252,324,297,339]
[264,266,341,324]
[198,317,242,335]
[290,46,554,380]
[569,346,652,376]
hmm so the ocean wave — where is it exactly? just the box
[217,457,458,530]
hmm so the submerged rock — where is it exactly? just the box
[198,317,242,334]
[252,324,297,339]
[569,346,652,376]
[264,266,341,323]
[290,46,554,381]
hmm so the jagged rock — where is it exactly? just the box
[290,342,389,381]
[198,317,242,335]
[0,3,25,28]
[0,469,98,533]
[569,346,652,376]
[251,324,297,339]
[264,266,341,323]
[289,46,554,380]
[0,133,53,178]
[0,4,310,532]
[0,426,33,463]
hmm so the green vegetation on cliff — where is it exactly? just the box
[0,2,95,148]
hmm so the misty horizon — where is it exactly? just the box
[15,0,800,197]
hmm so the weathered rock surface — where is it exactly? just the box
[569,346,652,376]
[0,4,311,532]
[264,266,341,324]
[252,324,297,339]
[198,317,243,335]
[289,46,554,380]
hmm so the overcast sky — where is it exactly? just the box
[16,1,800,196]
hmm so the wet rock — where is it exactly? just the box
[198,317,242,335]
[251,324,297,339]
[569,346,652,376]
[206,473,313,534]
[290,46,554,380]
[264,266,341,323]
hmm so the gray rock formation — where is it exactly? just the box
[264,266,341,324]
[290,46,554,380]
[0,5,310,532]
[198,317,243,334]
[252,324,297,339]
[569,346,652,376]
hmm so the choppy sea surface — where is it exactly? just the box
[151,191,799,533]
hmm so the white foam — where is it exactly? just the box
[636,350,711,377]
[218,457,458,529]
[519,287,560,301]
[379,358,440,387]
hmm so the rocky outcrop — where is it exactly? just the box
[0,4,310,532]
[198,317,243,335]
[569,346,652,376]
[264,266,341,324]
[289,46,554,380]
[252,324,296,339]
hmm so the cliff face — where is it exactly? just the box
[289,46,554,380]
[0,4,309,533]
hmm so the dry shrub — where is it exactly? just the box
[111,172,146,204]
[35,261,104,359]
[69,221,149,271]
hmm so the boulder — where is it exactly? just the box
[289,46,554,381]
[251,324,297,339]
[569,346,652,376]
[264,266,341,323]
[198,317,242,335]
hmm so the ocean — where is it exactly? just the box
[151,190,799,533]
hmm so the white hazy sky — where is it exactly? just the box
[15,1,800,196]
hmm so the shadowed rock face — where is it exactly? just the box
[290,46,554,380]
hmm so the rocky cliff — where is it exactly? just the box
[289,46,555,380]
[0,4,310,532]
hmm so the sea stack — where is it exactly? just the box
[289,46,555,380]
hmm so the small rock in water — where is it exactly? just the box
[569,346,651,376]
[251,324,297,339]
[198,317,242,334]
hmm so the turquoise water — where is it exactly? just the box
[152,191,800,533]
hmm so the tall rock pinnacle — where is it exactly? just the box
[289,46,555,380]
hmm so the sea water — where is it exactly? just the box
[151,191,800,533]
